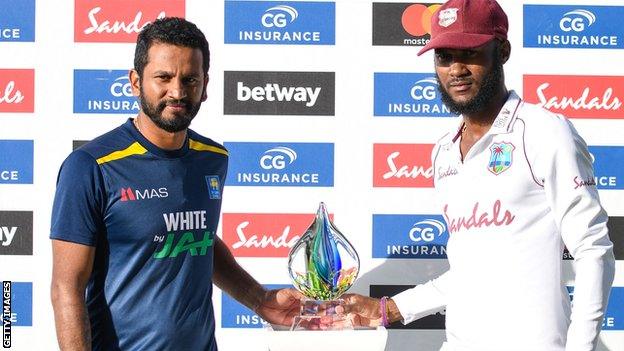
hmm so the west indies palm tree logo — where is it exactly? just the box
[488,142,515,175]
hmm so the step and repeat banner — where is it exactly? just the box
[1,0,623,350]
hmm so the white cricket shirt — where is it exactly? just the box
[393,91,615,351]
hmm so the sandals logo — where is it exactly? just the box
[0,69,34,113]
[74,0,185,42]
[153,210,214,259]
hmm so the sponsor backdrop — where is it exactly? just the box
[0,0,622,350]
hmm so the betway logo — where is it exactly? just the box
[222,213,327,257]
[0,210,33,255]
[0,227,16,246]
[120,187,168,201]
[224,71,334,115]
[74,0,185,43]
[524,75,624,119]
[237,82,320,107]
[373,144,434,187]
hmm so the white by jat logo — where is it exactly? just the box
[409,219,446,243]
[560,9,596,32]
[411,78,438,101]
[109,76,133,97]
[260,147,297,170]
[262,5,298,28]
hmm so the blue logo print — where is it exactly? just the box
[1,282,32,327]
[374,73,454,117]
[588,146,624,189]
[524,5,623,49]
[372,214,448,259]
[222,284,290,328]
[0,140,33,184]
[568,286,623,330]
[225,1,335,45]
[73,70,140,114]
[205,176,221,199]
[0,0,35,42]
[224,142,334,187]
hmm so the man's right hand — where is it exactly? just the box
[338,294,384,327]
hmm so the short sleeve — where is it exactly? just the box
[50,150,106,246]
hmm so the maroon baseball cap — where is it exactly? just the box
[417,0,508,56]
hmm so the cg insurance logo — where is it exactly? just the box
[567,286,624,330]
[524,5,623,49]
[372,3,441,46]
[74,0,185,42]
[222,213,330,257]
[374,73,453,117]
[373,144,434,187]
[225,1,335,45]
[224,142,334,187]
[587,146,624,190]
[222,284,290,328]
[372,214,448,259]
[523,75,623,119]
[1,282,32,327]
[0,0,35,42]
[0,140,33,184]
[0,69,34,113]
[73,70,139,114]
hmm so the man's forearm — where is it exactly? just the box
[212,237,266,311]
[51,285,91,351]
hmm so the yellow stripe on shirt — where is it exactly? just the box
[189,139,229,156]
[96,142,148,165]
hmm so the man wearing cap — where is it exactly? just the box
[341,0,615,350]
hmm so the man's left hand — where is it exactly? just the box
[255,288,304,326]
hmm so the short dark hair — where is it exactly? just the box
[134,17,210,77]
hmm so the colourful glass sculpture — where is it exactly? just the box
[288,202,360,301]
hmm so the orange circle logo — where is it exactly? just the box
[401,4,442,36]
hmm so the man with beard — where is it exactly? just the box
[50,18,302,350]
[339,0,614,350]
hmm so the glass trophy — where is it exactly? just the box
[288,202,360,331]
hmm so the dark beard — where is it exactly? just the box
[139,86,201,133]
[437,55,504,118]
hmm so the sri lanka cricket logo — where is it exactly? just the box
[206,175,221,199]
[488,142,515,175]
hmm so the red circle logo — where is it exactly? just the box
[401,4,441,36]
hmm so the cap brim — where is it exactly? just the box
[417,33,495,56]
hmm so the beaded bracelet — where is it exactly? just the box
[380,296,389,327]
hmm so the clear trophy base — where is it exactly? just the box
[290,299,351,331]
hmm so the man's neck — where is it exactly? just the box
[134,114,187,150]
[462,88,509,140]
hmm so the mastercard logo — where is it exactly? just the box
[401,4,441,36]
